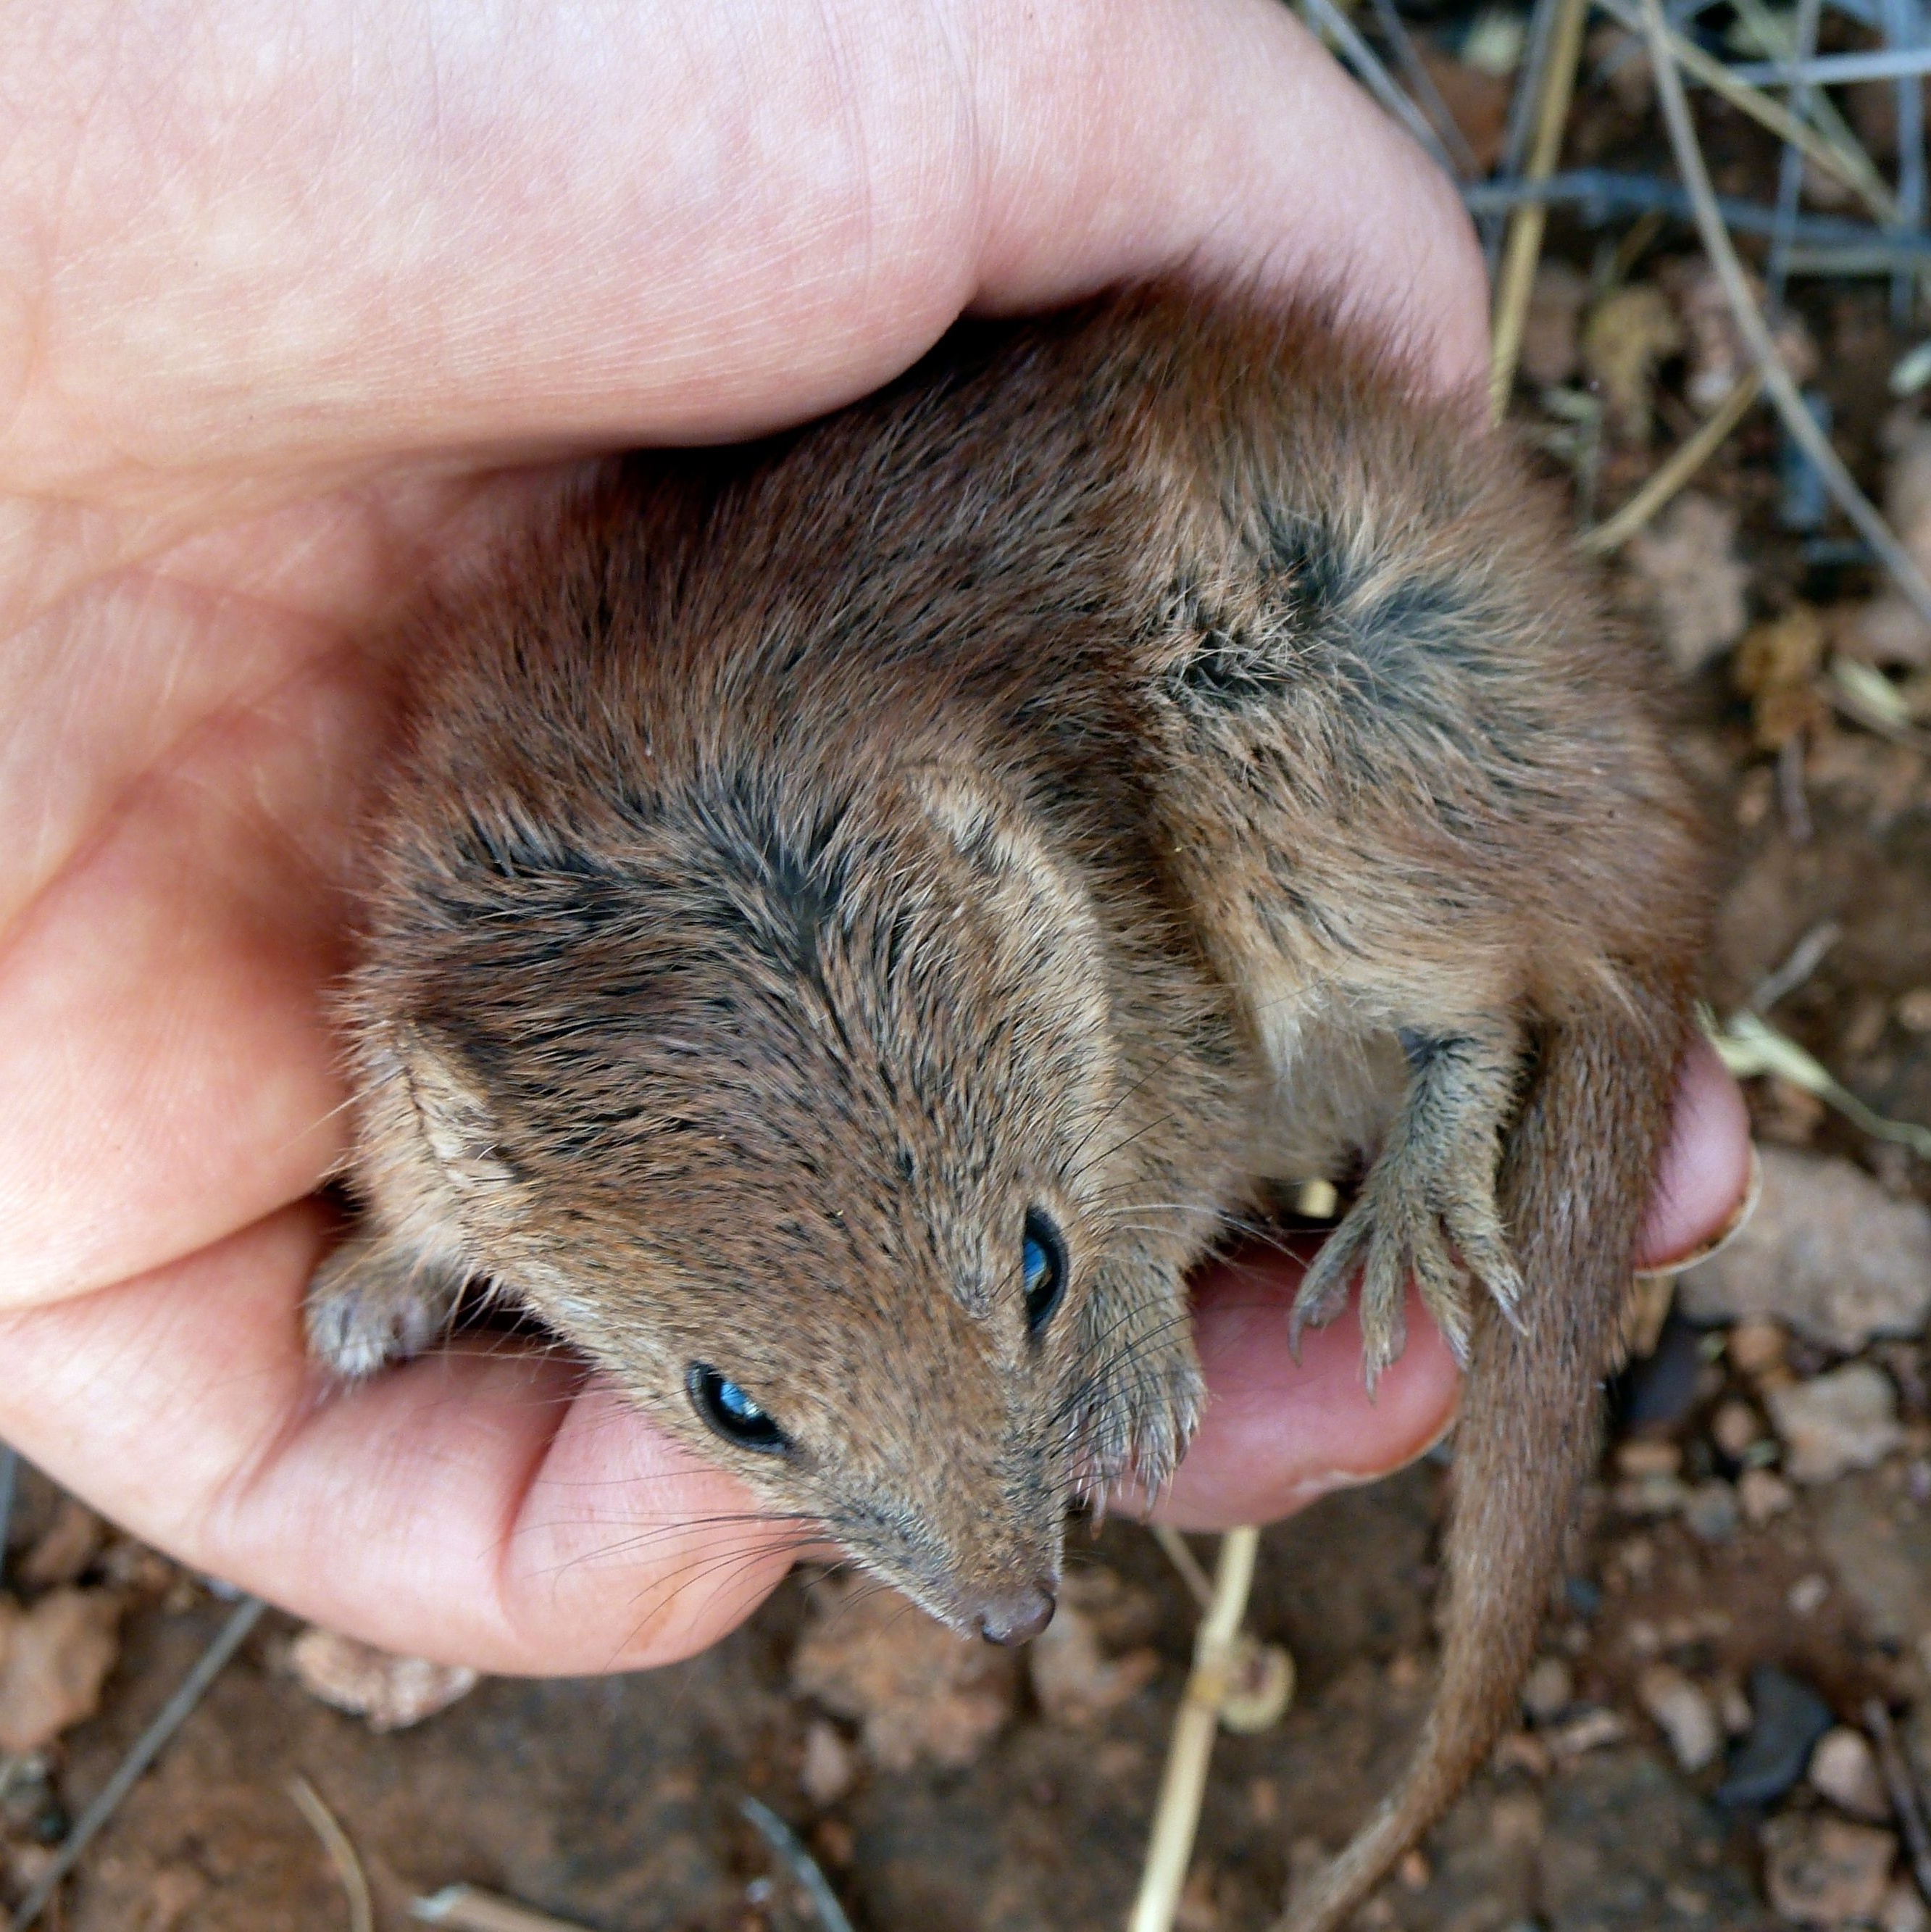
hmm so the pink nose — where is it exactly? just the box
[975,1583,1057,1646]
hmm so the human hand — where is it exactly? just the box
[0,0,1749,1672]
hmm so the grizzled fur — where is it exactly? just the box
[311,286,1709,1931]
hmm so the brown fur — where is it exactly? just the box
[309,286,1709,1925]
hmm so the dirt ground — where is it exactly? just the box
[13,5,1931,1928]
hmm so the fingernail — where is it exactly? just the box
[1635,1142,1762,1280]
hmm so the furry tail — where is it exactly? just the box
[1277,971,1693,1932]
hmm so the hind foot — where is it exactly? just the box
[304,1227,468,1379]
[1290,1025,1525,1388]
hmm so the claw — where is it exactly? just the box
[1290,1220,1366,1360]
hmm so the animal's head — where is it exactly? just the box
[345,759,1226,1639]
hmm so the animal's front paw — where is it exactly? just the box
[304,1231,464,1380]
[1289,1134,1523,1390]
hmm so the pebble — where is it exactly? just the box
[1810,1726,1891,1823]
[1682,1479,1742,1544]
[1711,1399,1765,1460]
[1522,1656,1575,1725]
[1615,1440,1683,1479]
[1790,1574,1833,1616]
[1761,1814,1898,1926]
[286,1627,478,1733]
[1730,1318,1790,1378]
[800,1720,857,1807]
[1547,1708,1630,1757]
[1739,1467,1796,1525]
[0,1589,126,1754]
[1680,1149,1931,1352]
[1638,1662,1722,1773]
[791,1575,1019,1771]
[1770,1364,1905,1484]
[1717,1665,1836,1806]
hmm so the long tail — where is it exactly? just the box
[1278,970,1693,1932]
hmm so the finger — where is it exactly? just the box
[9,0,1483,500]
[1635,1032,1754,1270]
[0,1205,790,1673]
[1154,1044,1755,1531]
[0,644,376,1309]
[1151,1265,1462,1531]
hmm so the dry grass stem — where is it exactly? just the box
[738,1796,856,1932]
[1580,370,1765,553]
[1865,1700,1931,1901]
[1711,1009,1931,1157]
[1593,0,1897,221]
[1129,1526,1262,1932]
[287,1775,373,1932]
[1151,1525,1217,1614]
[9,1596,266,1932]
[1637,0,1931,633]
[1490,0,1591,415]
[409,1887,596,1932]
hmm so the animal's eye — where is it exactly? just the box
[688,1364,789,1453]
[1022,1209,1067,1336]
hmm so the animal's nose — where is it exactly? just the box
[975,1581,1057,1646]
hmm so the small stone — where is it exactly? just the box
[1898,988,1931,1035]
[801,1721,856,1807]
[1879,1877,1931,1932]
[1772,1365,1904,1484]
[1683,1479,1741,1544]
[1718,1665,1835,1806]
[1739,1467,1796,1526]
[1810,1726,1890,1822]
[1025,1570,1160,1726]
[1638,1663,1722,1773]
[1396,1849,1430,1889]
[1616,1440,1683,1479]
[1762,1814,1896,1926]
[791,1575,1018,1771]
[1548,1707,1630,1757]
[1522,1656,1574,1724]
[1790,1574,1833,1616]
[0,1588,124,1754]
[286,1627,477,1733]
[1712,1399,1764,1460]
[1730,1319,1790,1378]
[1681,1150,1931,1352]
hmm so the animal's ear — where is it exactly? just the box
[387,1023,514,1194]
[904,765,1097,933]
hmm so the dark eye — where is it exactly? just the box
[1021,1209,1067,1335]
[688,1364,789,1453]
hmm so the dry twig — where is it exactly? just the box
[1637,0,1931,633]
[1865,1699,1931,1902]
[1129,1528,1262,1932]
[1490,0,1591,415]
[9,1595,266,1932]
[1579,370,1765,552]
[1151,1526,1217,1615]
[288,1774,374,1932]
[739,1796,856,1932]
[411,1888,596,1932]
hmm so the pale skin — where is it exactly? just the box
[0,0,1752,1673]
